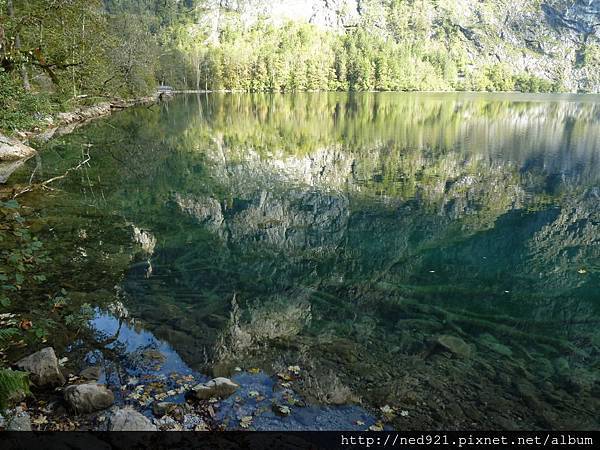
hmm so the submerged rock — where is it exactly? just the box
[107,407,157,431]
[190,377,239,400]
[436,335,472,358]
[64,383,114,413]
[152,401,176,417]
[0,134,37,161]
[79,366,102,381]
[15,347,65,387]
[478,333,512,357]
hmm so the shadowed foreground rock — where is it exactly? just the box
[15,347,65,387]
[107,407,157,431]
[64,383,115,413]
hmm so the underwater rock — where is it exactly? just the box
[152,401,177,417]
[435,335,472,358]
[64,383,114,414]
[107,407,157,431]
[553,357,570,377]
[79,366,102,381]
[15,347,65,387]
[478,333,512,357]
[190,377,239,400]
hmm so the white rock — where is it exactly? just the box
[0,134,36,161]
[107,407,157,431]
[190,377,239,400]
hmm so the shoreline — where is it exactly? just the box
[0,95,160,184]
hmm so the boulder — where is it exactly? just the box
[64,383,114,413]
[0,134,36,161]
[15,347,65,387]
[436,335,472,358]
[6,410,31,431]
[0,159,27,184]
[107,407,157,431]
[190,377,239,400]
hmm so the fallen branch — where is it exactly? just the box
[13,150,91,198]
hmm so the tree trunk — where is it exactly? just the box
[7,0,31,91]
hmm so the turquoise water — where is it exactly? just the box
[13,92,600,429]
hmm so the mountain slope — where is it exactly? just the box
[190,0,600,92]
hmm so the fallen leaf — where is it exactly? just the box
[369,422,384,431]
[194,422,209,431]
[380,405,395,414]
[248,368,261,374]
[240,416,253,428]
[273,404,291,416]
[19,320,32,330]
[287,365,301,374]
[32,415,48,426]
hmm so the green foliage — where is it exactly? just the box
[0,0,176,132]
[0,368,29,409]
[0,69,57,131]
[514,74,556,93]
[0,199,49,308]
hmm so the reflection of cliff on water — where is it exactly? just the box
[14,93,600,429]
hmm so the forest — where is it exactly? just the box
[3,0,597,132]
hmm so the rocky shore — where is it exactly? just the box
[0,95,159,184]
[0,346,241,431]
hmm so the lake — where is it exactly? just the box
[12,92,600,430]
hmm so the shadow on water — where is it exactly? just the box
[11,92,600,430]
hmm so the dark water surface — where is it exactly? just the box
[13,93,600,430]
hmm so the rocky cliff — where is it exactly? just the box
[197,0,600,92]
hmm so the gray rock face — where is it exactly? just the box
[15,347,65,387]
[6,410,31,431]
[64,383,114,413]
[107,407,157,431]
[56,103,111,125]
[190,377,239,400]
[174,193,224,233]
[0,134,37,162]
